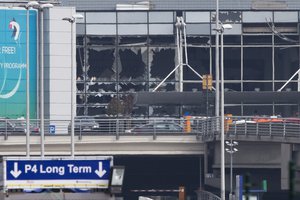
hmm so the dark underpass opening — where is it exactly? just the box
[114,155,203,200]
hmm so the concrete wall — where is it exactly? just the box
[44,7,76,133]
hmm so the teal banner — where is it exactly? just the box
[0,9,37,119]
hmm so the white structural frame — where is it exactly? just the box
[62,14,84,158]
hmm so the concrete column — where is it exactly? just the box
[281,143,292,190]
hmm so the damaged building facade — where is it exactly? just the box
[61,0,300,117]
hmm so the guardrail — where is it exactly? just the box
[0,117,219,140]
[2,116,300,141]
[226,116,300,138]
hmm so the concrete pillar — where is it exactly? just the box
[281,143,292,190]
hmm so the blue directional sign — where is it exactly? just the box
[4,156,113,189]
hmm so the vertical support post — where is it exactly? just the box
[40,8,45,158]
[26,7,30,158]
[70,19,75,157]
[220,27,225,200]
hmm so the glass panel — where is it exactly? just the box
[182,105,207,116]
[243,35,272,45]
[149,35,175,45]
[76,47,84,81]
[118,12,147,23]
[274,35,299,45]
[149,82,176,92]
[224,106,241,116]
[149,105,180,117]
[87,93,113,104]
[119,36,147,46]
[243,12,272,23]
[86,12,116,23]
[149,24,173,35]
[243,82,272,91]
[77,83,85,93]
[274,12,298,23]
[149,12,174,23]
[243,105,273,116]
[274,47,299,80]
[119,82,147,92]
[87,47,116,81]
[222,35,241,45]
[185,12,210,23]
[186,24,210,35]
[87,82,116,93]
[76,24,85,35]
[275,105,299,117]
[149,48,176,81]
[87,106,107,116]
[224,47,241,80]
[77,94,85,104]
[184,47,210,80]
[76,35,84,46]
[224,83,241,92]
[118,24,147,35]
[275,82,297,92]
[243,48,272,80]
[118,47,148,81]
[186,36,210,45]
[211,24,242,35]
[86,24,116,35]
[219,11,242,23]
[87,36,116,46]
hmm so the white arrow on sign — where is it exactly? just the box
[95,162,106,178]
[10,162,22,178]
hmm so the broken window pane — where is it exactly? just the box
[87,36,116,46]
[119,82,147,92]
[118,47,147,81]
[149,35,175,45]
[187,36,210,45]
[76,47,85,81]
[87,82,117,93]
[119,36,147,46]
[87,106,107,116]
[87,47,116,81]
[87,93,113,104]
[219,11,242,23]
[149,82,176,92]
[149,47,176,81]
[77,82,84,93]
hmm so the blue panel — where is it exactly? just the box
[6,159,111,180]
[0,9,37,119]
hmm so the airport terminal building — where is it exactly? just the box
[58,0,300,118]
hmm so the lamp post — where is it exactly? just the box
[36,3,53,158]
[23,0,39,158]
[62,14,83,158]
[215,23,232,200]
[226,140,238,200]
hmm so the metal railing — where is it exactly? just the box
[1,116,300,141]
[226,116,300,139]
[0,117,219,140]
